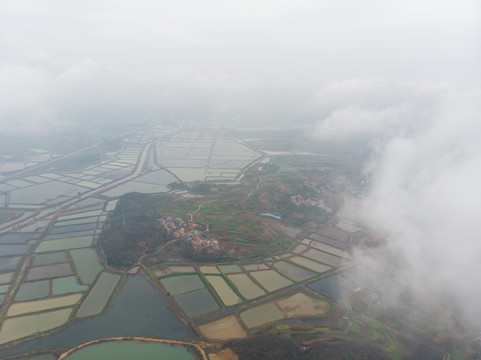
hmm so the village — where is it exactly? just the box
[156,215,220,250]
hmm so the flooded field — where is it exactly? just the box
[35,236,93,252]
[44,231,94,241]
[308,275,343,299]
[76,272,121,318]
[307,234,348,250]
[52,277,89,295]
[55,217,99,227]
[219,265,242,274]
[205,275,242,306]
[64,341,195,360]
[199,265,220,274]
[26,263,73,281]
[302,249,344,267]
[102,181,169,197]
[134,170,177,185]
[304,240,351,259]
[320,227,351,242]
[0,276,191,358]
[277,292,330,318]
[160,275,204,296]
[49,223,97,235]
[240,303,284,329]
[0,245,30,256]
[32,252,68,266]
[174,288,219,318]
[250,270,293,292]
[0,233,39,244]
[167,168,207,182]
[166,266,195,273]
[8,181,86,205]
[7,293,82,317]
[70,248,103,285]
[0,272,14,285]
[15,280,50,301]
[0,256,22,272]
[292,244,308,254]
[290,256,332,274]
[0,308,73,345]
[198,315,246,340]
[273,261,316,282]
[227,273,265,300]
[242,263,268,271]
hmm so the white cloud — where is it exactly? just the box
[346,86,481,325]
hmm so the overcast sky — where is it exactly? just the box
[0,0,479,133]
[1,0,481,329]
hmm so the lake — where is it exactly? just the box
[0,275,192,358]
[64,341,194,360]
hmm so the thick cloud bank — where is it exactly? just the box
[345,84,481,326]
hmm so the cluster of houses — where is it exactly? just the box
[290,194,333,213]
[156,216,219,250]
[291,194,318,207]
[302,180,321,194]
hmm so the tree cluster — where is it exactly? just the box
[100,192,171,269]
[226,334,389,360]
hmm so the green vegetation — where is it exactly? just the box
[100,193,171,269]
[226,334,389,360]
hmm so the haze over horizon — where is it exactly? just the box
[1,0,481,330]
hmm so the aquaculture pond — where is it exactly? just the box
[240,303,284,329]
[69,248,103,285]
[273,261,316,282]
[308,274,343,299]
[0,275,192,358]
[174,288,219,318]
[290,256,332,274]
[205,275,242,306]
[250,270,293,292]
[15,280,50,301]
[76,272,120,318]
[227,273,265,300]
[64,341,195,360]
[160,275,204,296]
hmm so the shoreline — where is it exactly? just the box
[57,336,207,360]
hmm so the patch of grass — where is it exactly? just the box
[450,350,468,360]
[349,321,361,334]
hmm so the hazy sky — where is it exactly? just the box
[0,1,479,133]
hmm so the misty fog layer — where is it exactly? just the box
[1,1,479,134]
[343,86,481,328]
[1,0,480,330]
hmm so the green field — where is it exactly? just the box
[35,236,94,252]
